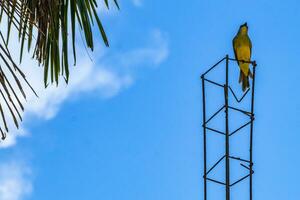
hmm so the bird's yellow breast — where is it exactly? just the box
[236,46,251,61]
[234,36,251,75]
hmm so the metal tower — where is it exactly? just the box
[201,55,257,200]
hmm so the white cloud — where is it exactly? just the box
[0,162,32,200]
[22,58,133,120]
[0,128,27,149]
[119,30,169,67]
[0,28,169,148]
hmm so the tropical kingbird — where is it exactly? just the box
[232,22,253,92]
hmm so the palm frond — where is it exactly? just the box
[1,0,119,86]
[0,30,37,139]
[0,0,118,138]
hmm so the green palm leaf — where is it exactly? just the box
[0,0,118,139]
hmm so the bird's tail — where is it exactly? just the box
[239,71,251,92]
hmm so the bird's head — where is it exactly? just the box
[239,22,248,34]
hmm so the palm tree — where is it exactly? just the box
[0,0,119,139]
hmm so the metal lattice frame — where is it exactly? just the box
[201,55,257,200]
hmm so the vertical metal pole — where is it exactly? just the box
[201,75,207,200]
[249,62,256,200]
[225,55,230,200]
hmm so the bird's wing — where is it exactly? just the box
[232,35,239,64]
[249,37,252,57]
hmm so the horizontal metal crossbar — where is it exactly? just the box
[228,106,253,117]
[205,177,226,186]
[204,105,253,137]
[229,120,252,136]
[230,173,252,187]
[202,57,226,77]
[201,57,257,79]
[228,58,257,66]
[205,168,254,187]
[229,156,251,164]
[204,78,224,88]
[206,155,226,175]
[205,126,226,135]
[240,163,251,171]
[204,105,225,125]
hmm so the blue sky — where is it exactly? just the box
[0,0,299,199]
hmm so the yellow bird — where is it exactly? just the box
[232,22,253,92]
